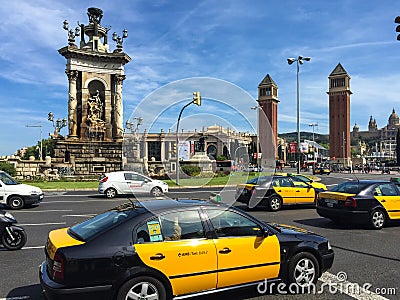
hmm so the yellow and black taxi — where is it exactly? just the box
[39,199,334,300]
[236,175,327,211]
[313,166,331,175]
[317,178,400,229]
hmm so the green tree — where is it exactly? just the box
[22,138,54,160]
[216,155,228,161]
[396,128,400,166]
[0,162,17,176]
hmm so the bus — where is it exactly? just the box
[215,160,235,173]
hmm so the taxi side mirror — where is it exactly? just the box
[257,227,273,238]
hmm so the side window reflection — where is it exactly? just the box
[206,209,261,238]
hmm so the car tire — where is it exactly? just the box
[287,252,320,289]
[370,209,386,230]
[105,188,117,199]
[117,276,166,300]
[268,195,282,211]
[8,196,25,210]
[151,187,163,197]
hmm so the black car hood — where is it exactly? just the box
[268,223,315,236]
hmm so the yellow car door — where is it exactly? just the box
[205,209,280,288]
[374,184,400,219]
[134,210,217,296]
[272,177,297,204]
[289,177,316,204]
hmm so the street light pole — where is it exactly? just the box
[309,123,318,163]
[288,56,311,174]
[251,106,261,169]
[176,92,201,186]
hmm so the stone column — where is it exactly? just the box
[114,75,126,140]
[66,70,79,139]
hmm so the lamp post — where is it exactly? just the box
[48,112,67,136]
[309,123,318,163]
[176,92,201,185]
[287,56,311,174]
[251,105,261,169]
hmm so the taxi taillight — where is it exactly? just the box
[100,176,108,183]
[52,252,65,282]
[345,197,357,208]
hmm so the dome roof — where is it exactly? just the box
[389,108,399,125]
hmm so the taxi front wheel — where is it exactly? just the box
[287,252,319,289]
[117,276,166,300]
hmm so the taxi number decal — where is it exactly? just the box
[178,250,208,257]
[147,220,163,242]
[129,185,142,188]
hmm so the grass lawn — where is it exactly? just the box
[21,172,261,190]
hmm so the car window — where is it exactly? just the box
[331,182,370,194]
[0,172,18,185]
[69,205,143,241]
[206,209,261,238]
[135,210,205,243]
[375,184,398,196]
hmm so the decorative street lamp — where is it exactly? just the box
[112,29,128,52]
[48,112,67,136]
[287,56,311,173]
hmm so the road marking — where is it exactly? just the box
[320,272,390,300]
[62,214,95,218]
[11,210,72,213]
[42,199,124,203]
[19,222,66,226]
[22,246,45,250]
[0,297,30,300]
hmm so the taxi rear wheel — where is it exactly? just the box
[287,252,319,289]
[117,276,166,300]
[370,209,386,230]
[268,195,282,211]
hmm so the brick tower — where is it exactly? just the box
[257,74,279,163]
[327,63,352,165]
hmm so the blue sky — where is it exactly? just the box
[1,0,400,156]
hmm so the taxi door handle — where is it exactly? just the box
[219,247,232,254]
[150,253,165,260]
[296,190,301,192]
[381,199,386,202]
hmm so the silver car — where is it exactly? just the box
[98,171,169,198]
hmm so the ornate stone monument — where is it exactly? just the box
[51,7,131,176]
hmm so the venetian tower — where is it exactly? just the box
[257,74,279,165]
[327,63,352,165]
[52,7,131,175]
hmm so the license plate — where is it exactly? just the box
[325,199,337,207]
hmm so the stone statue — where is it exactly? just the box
[87,90,105,128]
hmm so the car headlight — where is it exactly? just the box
[5,212,14,219]
[327,241,332,250]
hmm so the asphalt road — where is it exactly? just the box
[0,171,399,300]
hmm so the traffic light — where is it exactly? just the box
[193,91,201,106]
[395,16,400,41]
[172,143,177,154]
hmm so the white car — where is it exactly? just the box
[0,171,44,209]
[98,171,169,198]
